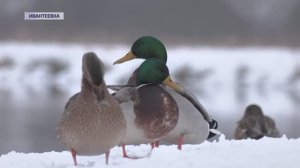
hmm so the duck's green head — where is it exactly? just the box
[136,58,182,92]
[113,36,167,65]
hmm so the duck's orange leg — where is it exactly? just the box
[105,150,110,165]
[122,143,129,158]
[155,140,159,148]
[151,140,159,149]
[71,148,78,166]
[150,142,155,149]
[177,134,184,150]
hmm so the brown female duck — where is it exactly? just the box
[57,52,126,165]
[234,104,281,139]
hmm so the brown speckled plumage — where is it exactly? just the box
[134,85,179,140]
[113,84,179,146]
[57,52,126,164]
[125,70,211,146]
[234,104,280,140]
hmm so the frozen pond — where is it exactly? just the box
[0,42,299,154]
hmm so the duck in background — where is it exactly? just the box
[57,52,127,165]
[234,104,281,140]
[113,36,218,152]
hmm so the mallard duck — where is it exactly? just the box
[234,104,281,140]
[113,36,218,150]
[113,58,182,158]
[57,52,127,166]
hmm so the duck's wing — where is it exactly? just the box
[171,83,212,123]
[169,83,221,138]
[263,116,281,137]
[112,86,137,104]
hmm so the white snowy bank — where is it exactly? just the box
[1,135,299,168]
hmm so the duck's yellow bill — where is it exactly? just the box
[113,51,136,65]
[162,76,183,93]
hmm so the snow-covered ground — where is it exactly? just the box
[0,42,300,167]
[1,135,299,168]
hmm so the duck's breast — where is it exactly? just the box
[58,95,126,155]
[134,85,179,140]
[120,101,149,145]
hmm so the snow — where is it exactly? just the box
[1,135,299,168]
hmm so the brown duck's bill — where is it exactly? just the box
[113,51,136,65]
[162,76,212,123]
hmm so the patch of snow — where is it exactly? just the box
[0,136,299,168]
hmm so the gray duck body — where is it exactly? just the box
[126,70,211,145]
[160,85,209,145]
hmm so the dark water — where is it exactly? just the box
[0,89,67,154]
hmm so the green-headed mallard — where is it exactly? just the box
[113,58,181,158]
[234,104,281,140]
[57,52,127,165]
[113,36,167,65]
[113,36,218,151]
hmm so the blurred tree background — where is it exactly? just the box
[1,0,300,46]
